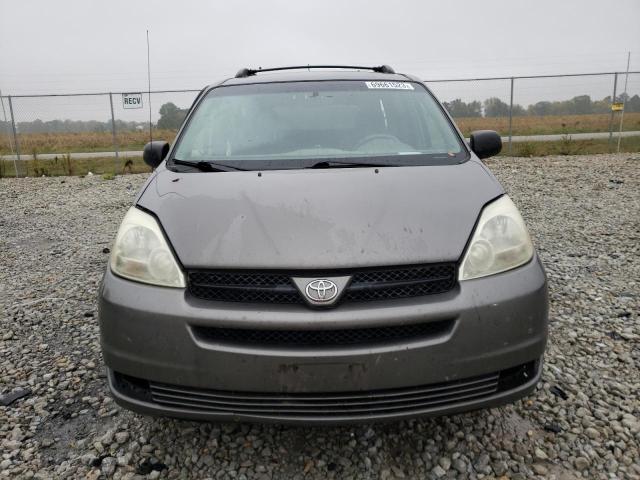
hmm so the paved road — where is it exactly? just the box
[502,130,640,143]
[2,131,639,161]
[1,150,143,161]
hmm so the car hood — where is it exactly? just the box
[138,160,503,269]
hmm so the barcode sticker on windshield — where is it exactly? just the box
[365,81,414,90]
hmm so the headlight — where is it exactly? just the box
[459,195,533,280]
[110,207,185,287]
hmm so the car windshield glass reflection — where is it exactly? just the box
[172,81,465,168]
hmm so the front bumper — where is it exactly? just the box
[99,256,548,424]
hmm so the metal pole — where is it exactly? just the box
[146,30,153,144]
[607,73,618,151]
[0,92,19,177]
[7,96,20,165]
[109,93,119,173]
[616,52,631,153]
[508,77,514,154]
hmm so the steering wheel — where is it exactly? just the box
[354,134,402,150]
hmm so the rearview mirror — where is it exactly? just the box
[143,141,170,168]
[469,130,502,159]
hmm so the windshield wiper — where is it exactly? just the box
[307,160,399,169]
[171,159,248,172]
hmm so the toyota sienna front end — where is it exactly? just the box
[99,65,548,424]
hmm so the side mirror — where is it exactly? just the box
[143,141,170,168]
[469,130,502,159]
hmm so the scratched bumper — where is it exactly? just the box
[98,255,548,423]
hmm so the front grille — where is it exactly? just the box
[344,264,456,302]
[191,319,453,347]
[148,374,499,417]
[188,271,299,304]
[187,263,456,305]
[112,362,537,419]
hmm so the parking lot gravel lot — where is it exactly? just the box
[1,153,639,480]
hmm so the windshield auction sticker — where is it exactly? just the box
[365,81,414,90]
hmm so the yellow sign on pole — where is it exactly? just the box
[611,102,624,111]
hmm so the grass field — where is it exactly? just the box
[1,136,638,178]
[0,129,177,156]
[0,156,151,178]
[506,136,640,157]
[1,113,639,156]
[455,112,640,136]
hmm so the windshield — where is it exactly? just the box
[172,80,466,169]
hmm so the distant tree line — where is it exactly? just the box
[442,93,640,118]
[0,102,190,134]
[4,118,148,134]
[2,94,639,136]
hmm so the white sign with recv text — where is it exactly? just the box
[122,93,143,109]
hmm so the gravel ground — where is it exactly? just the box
[1,153,638,480]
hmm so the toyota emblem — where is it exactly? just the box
[305,279,338,302]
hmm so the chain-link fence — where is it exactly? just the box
[0,89,200,177]
[3,93,114,177]
[0,96,17,177]
[112,90,199,156]
[615,72,640,151]
[1,71,639,177]
[426,77,512,139]
[425,71,640,157]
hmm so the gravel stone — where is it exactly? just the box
[452,457,467,473]
[1,153,639,479]
[437,456,451,471]
[534,447,548,460]
[532,463,548,475]
[100,457,116,476]
[585,427,600,439]
[575,456,591,470]
[431,465,446,477]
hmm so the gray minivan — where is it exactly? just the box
[99,65,548,423]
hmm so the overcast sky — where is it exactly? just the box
[1,0,638,122]
[1,0,638,94]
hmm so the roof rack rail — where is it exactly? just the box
[235,65,395,78]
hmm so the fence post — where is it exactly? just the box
[7,96,20,167]
[607,73,618,151]
[508,77,514,154]
[109,93,119,173]
[0,94,19,177]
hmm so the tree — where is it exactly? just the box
[571,95,593,115]
[483,97,510,117]
[511,104,526,116]
[466,101,482,117]
[591,96,611,114]
[528,101,553,116]
[442,99,482,117]
[626,94,640,113]
[157,102,188,130]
